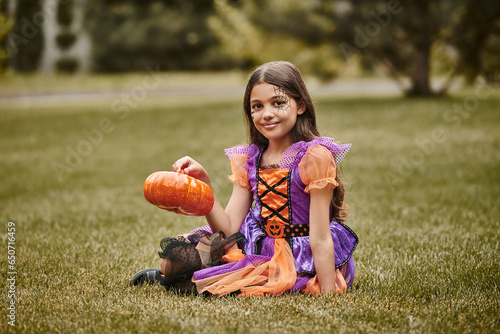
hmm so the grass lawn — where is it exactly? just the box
[0,74,499,333]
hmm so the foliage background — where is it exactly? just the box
[3,0,500,94]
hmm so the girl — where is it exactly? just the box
[131,61,358,295]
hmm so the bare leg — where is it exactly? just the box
[160,258,168,275]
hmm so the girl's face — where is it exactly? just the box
[249,83,305,145]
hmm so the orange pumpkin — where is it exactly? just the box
[143,171,214,216]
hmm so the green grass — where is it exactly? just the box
[0,76,499,333]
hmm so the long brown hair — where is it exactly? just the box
[242,61,348,222]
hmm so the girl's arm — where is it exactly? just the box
[206,182,252,236]
[309,184,338,294]
[173,156,252,236]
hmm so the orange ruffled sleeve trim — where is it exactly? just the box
[298,145,338,193]
[228,153,250,189]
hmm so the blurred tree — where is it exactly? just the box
[85,0,239,72]
[57,0,74,27]
[0,0,14,73]
[8,0,44,72]
[330,0,461,96]
[208,0,343,80]
[56,32,77,51]
[325,0,500,95]
[55,0,79,73]
[449,0,500,84]
[214,0,499,96]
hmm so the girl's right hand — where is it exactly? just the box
[172,156,212,187]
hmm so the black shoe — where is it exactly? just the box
[130,268,164,286]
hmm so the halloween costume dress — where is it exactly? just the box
[158,137,358,296]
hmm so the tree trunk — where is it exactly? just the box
[407,40,434,97]
[39,0,60,73]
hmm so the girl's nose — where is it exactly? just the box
[262,105,275,119]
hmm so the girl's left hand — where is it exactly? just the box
[172,156,211,187]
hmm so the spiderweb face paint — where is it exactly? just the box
[273,86,292,113]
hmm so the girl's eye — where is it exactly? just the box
[251,104,262,110]
[274,100,285,107]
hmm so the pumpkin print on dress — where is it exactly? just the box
[266,220,286,239]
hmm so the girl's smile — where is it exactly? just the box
[262,122,279,130]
